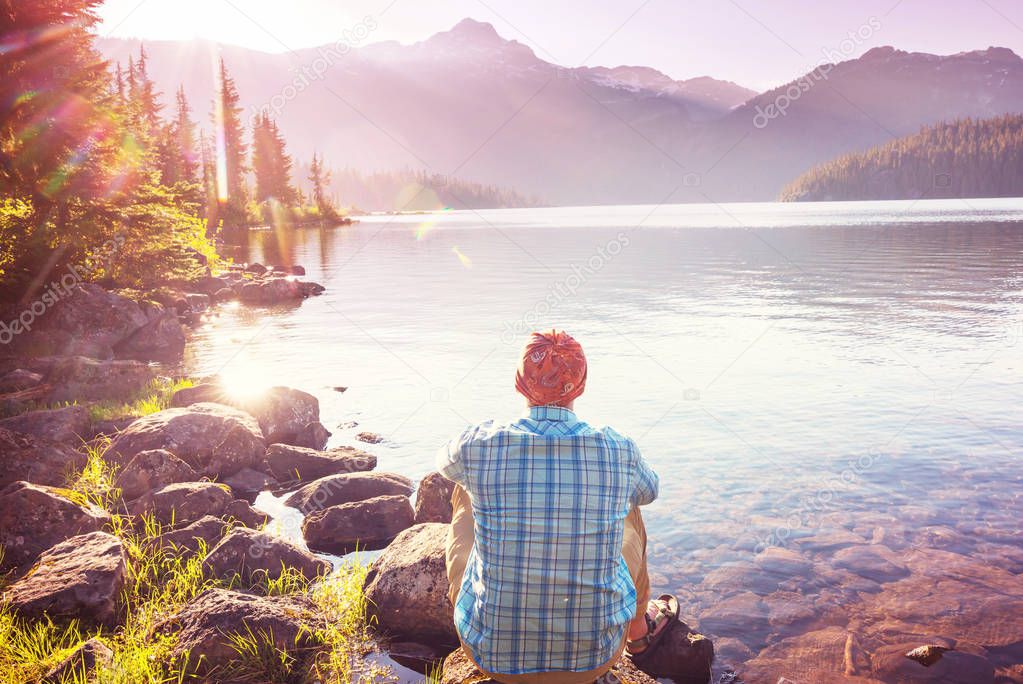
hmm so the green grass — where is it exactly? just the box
[86,377,195,423]
[0,376,195,425]
[0,442,386,684]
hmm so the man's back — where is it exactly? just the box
[439,405,659,674]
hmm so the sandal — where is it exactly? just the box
[626,594,678,656]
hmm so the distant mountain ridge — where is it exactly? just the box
[97,20,1023,205]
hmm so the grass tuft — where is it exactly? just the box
[87,377,195,423]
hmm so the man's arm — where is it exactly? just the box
[436,427,471,485]
[631,445,659,507]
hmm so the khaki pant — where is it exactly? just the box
[445,484,650,684]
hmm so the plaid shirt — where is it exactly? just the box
[437,405,659,674]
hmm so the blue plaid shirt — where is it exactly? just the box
[437,405,659,674]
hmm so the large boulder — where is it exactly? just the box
[128,481,235,526]
[161,588,319,677]
[0,368,44,393]
[265,443,376,483]
[114,310,186,362]
[45,356,155,403]
[0,427,88,489]
[171,384,322,447]
[238,277,323,304]
[284,471,413,515]
[107,403,266,478]
[439,647,659,684]
[203,528,330,583]
[113,448,199,500]
[155,515,230,555]
[0,405,91,445]
[303,494,414,555]
[3,531,127,627]
[414,472,456,524]
[363,523,457,646]
[0,481,110,571]
[223,498,269,529]
[290,420,331,450]
[223,467,278,502]
[6,283,149,359]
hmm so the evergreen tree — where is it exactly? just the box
[160,86,199,189]
[211,58,248,227]
[252,112,297,205]
[0,1,219,300]
[308,152,337,219]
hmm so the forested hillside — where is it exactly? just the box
[780,115,1023,201]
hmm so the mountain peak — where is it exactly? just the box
[446,18,502,41]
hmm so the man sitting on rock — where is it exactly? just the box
[438,330,675,683]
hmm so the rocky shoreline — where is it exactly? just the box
[0,270,712,683]
[1,269,1020,683]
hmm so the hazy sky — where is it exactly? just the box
[96,0,1023,89]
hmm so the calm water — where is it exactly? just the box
[187,198,1023,676]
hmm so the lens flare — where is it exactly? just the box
[212,55,229,201]
[452,245,472,268]
[414,206,453,240]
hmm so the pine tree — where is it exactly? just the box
[161,86,199,188]
[308,152,337,219]
[135,45,162,130]
[212,58,248,216]
[252,112,297,205]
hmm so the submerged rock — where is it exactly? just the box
[284,471,413,514]
[203,528,330,583]
[0,427,88,489]
[265,443,376,484]
[363,523,457,647]
[874,643,993,682]
[303,494,414,555]
[833,544,910,583]
[108,402,266,478]
[3,531,127,627]
[904,644,951,666]
[0,481,110,571]
[413,472,456,524]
